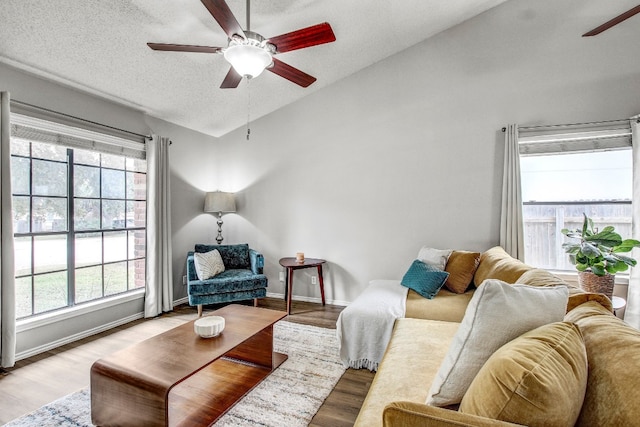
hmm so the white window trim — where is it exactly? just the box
[551,270,629,288]
[16,289,145,333]
[519,119,634,273]
[11,113,148,320]
[11,113,146,159]
[519,120,632,156]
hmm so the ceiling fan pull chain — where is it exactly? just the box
[246,79,251,140]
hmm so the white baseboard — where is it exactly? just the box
[266,292,349,307]
[173,296,189,306]
[175,293,350,307]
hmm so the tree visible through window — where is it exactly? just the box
[11,135,147,319]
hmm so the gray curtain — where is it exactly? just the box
[1,92,16,367]
[144,135,173,317]
[626,116,640,329]
[500,124,525,261]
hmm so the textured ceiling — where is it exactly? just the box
[0,0,510,137]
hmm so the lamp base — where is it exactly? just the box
[216,213,224,244]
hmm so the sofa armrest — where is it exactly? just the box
[383,402,523,427]
[249,249,264,274]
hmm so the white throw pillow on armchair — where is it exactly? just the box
[194,249,225,280]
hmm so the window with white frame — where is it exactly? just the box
[10,114,147,319]
[519,120,632,272]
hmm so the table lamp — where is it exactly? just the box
[204,191,236,244]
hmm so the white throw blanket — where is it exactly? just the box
[336,280,408,371]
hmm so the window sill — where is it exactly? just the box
[549,270,629,287]
[17,289,145,333]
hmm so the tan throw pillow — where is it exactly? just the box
[444,251,480,294]
[459,322,588,427]
[426,279,569,407]
[193,249,225,280]
[473,246,530,286]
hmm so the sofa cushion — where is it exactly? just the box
[417,246,452,270]
[405,288,475,323]
[473,246,530,286]
[517,269,606,313]
[401,260,449,299]
[459,322,587,427]
[566,292,613,313]
[444,250,481,293]
[188,269,267,295]
[517,268,567,287]
[564,300,640,426]
[353,318,460,427]
[193,249,225,280]
[188,288,267,306]
[195,243,250,269]
[426,280,569,407]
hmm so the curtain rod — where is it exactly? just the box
[11,99,151,140]
[501,117,639,132]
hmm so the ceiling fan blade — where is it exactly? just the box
[220,67,243,89]
[267,58,316,87]
[201,0,245,39]
[147,43,222,54]
[583,5,640,36]
[268,22,336,54]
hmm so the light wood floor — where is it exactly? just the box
[0,298,375,426]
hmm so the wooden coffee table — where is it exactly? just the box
[90,305,287,427]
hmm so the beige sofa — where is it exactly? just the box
[355,246,640,427]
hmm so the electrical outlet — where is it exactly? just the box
[279,272,285,282]
[182,275,187,285]
[311,276,317,285]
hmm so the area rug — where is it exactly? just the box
[4,321,345,427]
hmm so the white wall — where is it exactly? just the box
[214,0,640,304]
[0,62,149,135]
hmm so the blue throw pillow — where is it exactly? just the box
[401,259,450,299]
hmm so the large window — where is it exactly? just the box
[10,116,147,319]
[519,121,632,272]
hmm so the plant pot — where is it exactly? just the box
[578,271,615,300]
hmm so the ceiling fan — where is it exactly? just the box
[582,5,640,37]
[147,0,336,88]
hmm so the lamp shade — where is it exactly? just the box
[204,191,236,213]
[223,44,272,78]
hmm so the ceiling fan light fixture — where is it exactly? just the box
[223,33,274,78]
[224,44,271,78]
[146,0,336,88]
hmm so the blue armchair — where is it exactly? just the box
[187,243,268,317]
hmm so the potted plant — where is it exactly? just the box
[561,213,640,299]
